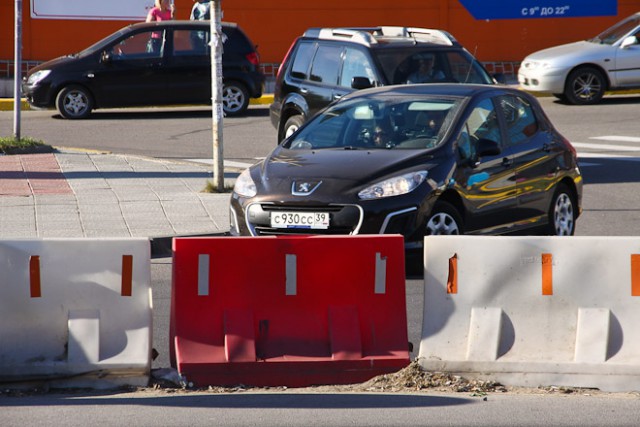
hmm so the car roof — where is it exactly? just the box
[123,20,238,31]
[302,26,461,48]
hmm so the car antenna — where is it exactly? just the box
[465,45,478,83]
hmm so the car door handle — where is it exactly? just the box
[502,157,512,167]
[333,93,343,100]
[542,143,552,152]
[300,87,308,94]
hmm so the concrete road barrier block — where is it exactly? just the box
[418,236,640,392]
[0,238,152,389]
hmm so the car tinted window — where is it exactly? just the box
[290,41,316,79]
[340,48,376,88]
[284,96,461,150]
[458,98,501,160]
[309,45,342,84]
[594,15,640,44]
[223,26,251,52]
[173,29,210,56]
[373,49,492,85]
[374,50,430,84]
[109,30,164,60]
[498,95,538,145]
[445,51,493,84]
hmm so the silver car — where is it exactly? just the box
[518,12,640,105]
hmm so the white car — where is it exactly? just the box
[518,12,640,105]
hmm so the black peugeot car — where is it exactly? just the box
[230,84,583,250]
[22,21,265,118]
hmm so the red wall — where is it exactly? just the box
[1,1,639,66]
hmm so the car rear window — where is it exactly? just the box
[222,26,253,53]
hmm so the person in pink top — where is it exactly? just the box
[146,0,175,53]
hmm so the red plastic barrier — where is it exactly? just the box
[170,235,409,387]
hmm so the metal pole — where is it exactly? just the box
[13,0,22,139]
[211,0,224,192]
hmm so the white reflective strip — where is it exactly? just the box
[198,254,210,296]
[572,142,640,152]
[286,254,297,295]
[590,136,640,143]
[578,153,639,160]
[375,253,386,294]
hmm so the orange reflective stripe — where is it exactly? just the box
[541,253,553,295]
[632,254,640,297]
[29,255,41,298]
[121,255,133,296]
[447,253,457,294]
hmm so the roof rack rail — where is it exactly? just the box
[302,26,456,47]
[379,26,457,45]
[303,27,377,45]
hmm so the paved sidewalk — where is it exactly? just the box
[0,148,236,255]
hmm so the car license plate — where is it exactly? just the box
[271,212,330,229]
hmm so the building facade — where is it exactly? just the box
[1,0,639,79]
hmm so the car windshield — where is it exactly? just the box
[589,14,640,45]
[283,95,462,151]
[373,49,494,85]
[76,27,132,57]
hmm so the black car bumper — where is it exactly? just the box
[21,82,55,109]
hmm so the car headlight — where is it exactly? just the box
[524,61,551,71]
[358,171,428,200]
[233,168,257,198]
[26,70,51,85]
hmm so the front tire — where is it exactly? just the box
[223,82,249,116]
[547,183,576,236]
[425,201,463,235]
[282,115,305,141]
[56,85,93,119]
[564,67,606,105]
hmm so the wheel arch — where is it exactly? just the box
[56,82,97,107]
[434,189,466,225]
[565,63,611,91]
[555,176,581,214]
[278,94,308,141]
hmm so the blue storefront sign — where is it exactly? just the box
[458,0,618,20]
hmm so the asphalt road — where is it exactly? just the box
[2,96,640,425]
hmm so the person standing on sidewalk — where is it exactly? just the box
[190,0,211,20]
[146,0,175,22]
[146,0,175,53]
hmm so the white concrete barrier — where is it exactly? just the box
[418,236,640,392]
[0,239,152,389]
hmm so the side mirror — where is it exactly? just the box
[477,138,501,157]
[351,76,374,90]
[492,73,507,84]
[101,51,112,63]
[620,36,637,49]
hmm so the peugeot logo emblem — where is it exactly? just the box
[292,180,322,196]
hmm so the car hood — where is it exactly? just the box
[28,55,80,75]
[253,147,438,196]
[523,40,613,66]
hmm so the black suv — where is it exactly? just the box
[270,26,501,141]
[22,21,265,118]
